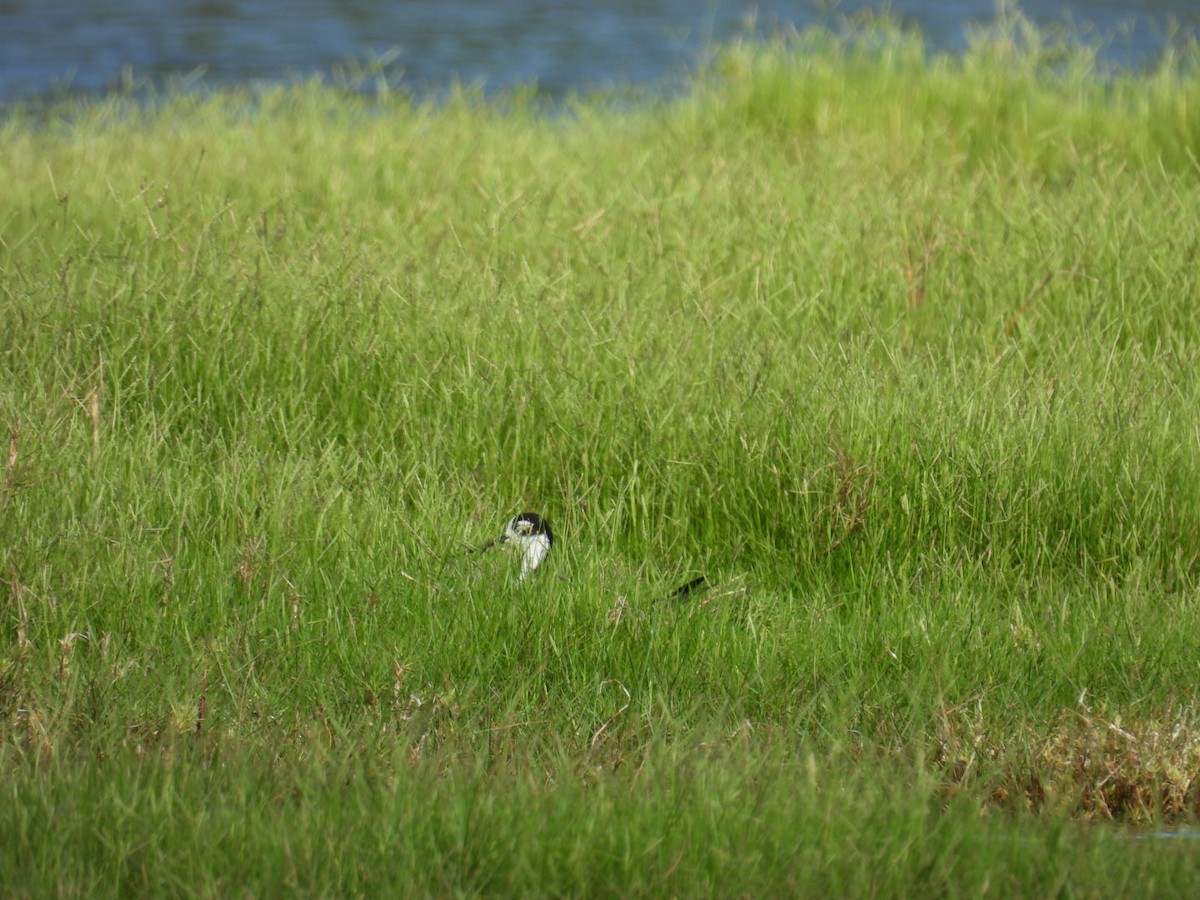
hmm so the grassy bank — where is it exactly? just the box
[3,15,1200,895]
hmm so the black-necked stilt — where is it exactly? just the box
[480,511,553,581]
[479,512,714,601]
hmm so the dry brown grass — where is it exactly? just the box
[937,701,1200,822]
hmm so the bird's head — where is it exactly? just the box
[498,512,553,579]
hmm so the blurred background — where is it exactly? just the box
[1,1,1198,106]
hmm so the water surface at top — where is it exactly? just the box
[1,1,1197,105]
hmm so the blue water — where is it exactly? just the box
[1,1,1197,106]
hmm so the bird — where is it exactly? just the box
[480,511,554,581]
[475,512,713,601]
[658,575,709,603]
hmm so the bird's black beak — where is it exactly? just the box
[476,534,509,552]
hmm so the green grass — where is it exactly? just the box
[4,13,1200,895]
